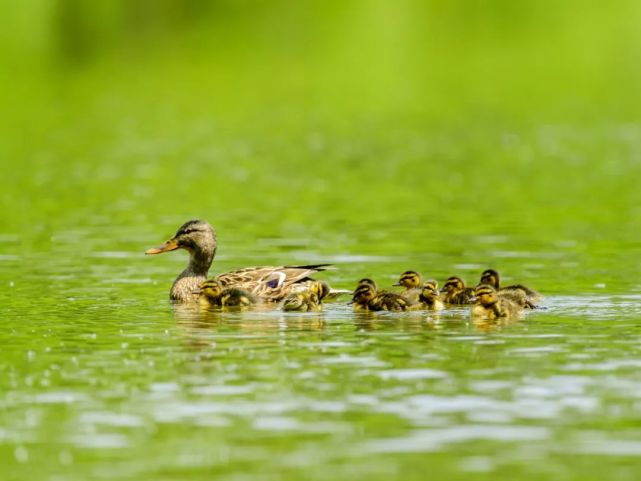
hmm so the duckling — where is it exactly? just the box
[393,270,424,303]
[282,281,330,312]
[417,280,445,311]
[479,269,541,308]
[357,278,378,290]
[471,284,522,320]
[351,284,410,312]
[197,279,258,309]
[282,292,321,312]
[441,276,475,304]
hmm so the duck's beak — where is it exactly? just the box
[192,288,202,295]
[392,282,401,286]
[469,296,477,303]
[145,238,179,255]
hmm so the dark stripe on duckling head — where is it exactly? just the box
[357,278,377,290]
[480,269,500,288]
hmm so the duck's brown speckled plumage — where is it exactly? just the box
[146,220,331,303]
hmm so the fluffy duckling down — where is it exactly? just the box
[479,269,541,308]
[393,270,424,303]
[441,276,476,305]
[197,279,258,309]
[351,283,411,312]
[282,281,330,312]
[470,284,522,320]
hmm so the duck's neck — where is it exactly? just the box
[171,245,217,301]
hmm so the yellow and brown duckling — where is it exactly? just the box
[145,219,333,302]
[479,269,541,308]
[197,279,258,309]
[393,270,424,303]
[417,280,445,311]
[282,281,330,312]
[440,276,476,304]
[471,284,522,320]
[351,283,411,312]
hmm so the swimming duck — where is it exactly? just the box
[417,280,445,311]
[145,220,333,302]
[471,284,522,319]
[393,270,424,303]
[440,276,475,304]
[197,279,258,309]
[479,269,541,308]
[282,281,330,312]
[351,283,410,312]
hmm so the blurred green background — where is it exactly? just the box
[1,0,641,283]
[4,4,641,481]
[0,0,641,275]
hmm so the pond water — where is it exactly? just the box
[2,17,641,474]
[3,176,641,481]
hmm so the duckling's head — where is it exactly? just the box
[480,269,500,288]
[199,279,223,299]
[393,271,422,289]
[352,284,376,305]
[310,281,330,301]
[146,220,217,258]
[357,278,378,291]
[442,276,465,293]
[421,281,440,299]
[474,284,498,306]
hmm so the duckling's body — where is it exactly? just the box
[441,276,475,305]
[417,280,444,311]
[146,220,334,302]
[471,284,522,319]
[393,270,424,303]
[198,279,258,309]
[282,292,321,312]
[351,284,410,312]
[480,269,541,308]
[282,281,330,312]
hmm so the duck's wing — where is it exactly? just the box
[216,264,330,287]
[215,264,332,302]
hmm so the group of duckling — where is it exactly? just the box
[351,269,541,319]
[146,220,542,320]
[194,268,541,320]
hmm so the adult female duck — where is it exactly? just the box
[146,220,332,302]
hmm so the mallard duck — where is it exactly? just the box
[471,284,522,319]
[282,281,330,312]
[197,279,258,309]
[145,220,333,302]
[479,269,541,308]
[351,283,410,312]
[441,276,475,304]
[417,280,444,311]
[393,270,424,303]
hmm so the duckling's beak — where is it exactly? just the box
[192,288,202,295]
[469,296,477,303]
[145,238,179,255]
[392,282,402,286]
